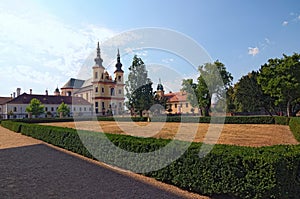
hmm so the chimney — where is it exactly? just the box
[30,89,32,95]
[45,90,48,96]
[17,88,21,97]
[13,92,16,98]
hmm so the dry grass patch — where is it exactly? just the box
[41,121,299,147]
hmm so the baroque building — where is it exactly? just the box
[61,42,125,115]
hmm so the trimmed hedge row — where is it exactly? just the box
[1,120,300,198]
[289,117,300,142]
[7,116,290,125]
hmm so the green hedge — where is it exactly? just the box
[289,117,300,142]
[2,121,300,198]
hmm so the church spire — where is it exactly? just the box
[94,41,103,67]
[115,48,124,73]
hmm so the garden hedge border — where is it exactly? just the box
[1,120,300,198]
[3,116,290,125]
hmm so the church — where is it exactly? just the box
[60,42,125,115]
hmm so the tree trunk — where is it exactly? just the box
[287,99,293,117]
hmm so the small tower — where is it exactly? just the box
[54,87,60,96]
[93,42,105,82]
[156,78,164,98]
[114,48,124,84]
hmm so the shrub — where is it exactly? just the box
[289,117,300,142]
[1,120,23,132]
[274,116,290,125]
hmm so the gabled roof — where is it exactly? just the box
[164,91,187,103]
[7,93,91,105]
[0,97,12,105]
[61,78,85,89]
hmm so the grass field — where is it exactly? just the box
[41,121,299,147]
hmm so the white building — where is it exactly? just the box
[0,90,92,119]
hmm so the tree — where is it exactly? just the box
[233,71,275,115]
[182,60,233,116]
[125,55,153,117]
[26,98,44,117]
[258,53,300,117]
[57,102,70,117]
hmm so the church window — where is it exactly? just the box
[95,102,98,107]
[86,93,88,100]
[175,104,177,108]
[95,72,98,79]
[13,107,17,112]
[95,87,98,93]
[101,73,104,79]
[84,107,86,111]
[102,102,105,109]
[118,89,122,94]
[102,87,104,93]
[79,107,82,111]
[118,76,121,81]
[51,107,54,111]
[111,88,115,96]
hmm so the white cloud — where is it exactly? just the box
[282,21,289,26]
[0,2,118,96]
[248,47,259,56]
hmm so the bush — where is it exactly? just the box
[289,117,300,142]
[1,120,23,132]
[274,116,290,125]
[2,121,300,198]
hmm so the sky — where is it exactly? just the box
[0,0,300,96]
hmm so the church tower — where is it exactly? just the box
[114,49,125,114]
[156,78,164,98]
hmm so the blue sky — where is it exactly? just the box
[0,0,299,96]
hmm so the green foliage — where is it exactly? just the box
[182,60,233,116]
[1,120,23,132]
[289,117,300,142]
[2,121,300,198]
[258,53,300,116]
[233,71,275,115]
[25,98,45,117]
[274,116,290,125]
[125,55,154,116]
[57,102,70,117]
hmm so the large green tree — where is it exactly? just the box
[26,98,45,117]
[57,102,70,117]
[233,71,275,115]
[182,60,233,116]
[258,53,300,117]
[125,55,153,116]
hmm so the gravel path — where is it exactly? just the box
[0,126,208,199]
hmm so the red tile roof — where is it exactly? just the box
[0,97,12,105]
[7,93,91,105]
[164,91,187,102]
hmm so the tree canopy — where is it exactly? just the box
[182,60,233,116]
[57,102,70,117]
[125,55,154,116]
[258,53,300,116]
[25,98,45,117]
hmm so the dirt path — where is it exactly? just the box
[0,125,208,199]
[42,121,299,147]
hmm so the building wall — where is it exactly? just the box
[166,101,200,114]
[2,103,93,119]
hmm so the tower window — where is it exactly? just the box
[102,102,105,109]
[118,76,121,81]
[102,87,104,93]
[95,87,98,93]
[111,88,115,96]
[95,72,98,79]
[118,89,122,94]
[101,73,104,79]
[175,104,177,108]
